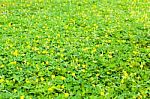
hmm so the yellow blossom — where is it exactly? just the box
[40,77,44,81]
[25,79,30,83]
[61,85,64,89]
[45,61,49,65]
[10,61,17,65]
[13,89,17,93]
[9,22,12,27]
[0,64,4,68]
[64,93,69,98]
[51,75,55,79]
[100,53,103,57]
[42,50,48,54]
[0,78,4,83]
[100,91,105,96]
[61,76,66,80]
[36,78,39,82]
[96,74,100,77]
[81,69,85,72]
[20,95,24,99]
[48,87,54,92]
[108,55,112,58]
[12,50,19,56]
[92,48,97,53]
[92,84,96,87]
[83,47,88,51]
[123,71,128,79]
[82,64,87,68]
[71,73,76,77]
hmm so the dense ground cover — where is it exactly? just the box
[0,0,150,98]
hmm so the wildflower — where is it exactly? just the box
[108,55,112,58]
[12,50,19,56]
[71,73,76,77]
[61,85,64,89]
[96,74,100,77]
[0,64,4,68]
[100,91,105,96]
[121,79,124,83]
[45,61,49,65]
[100,53,103,57]
[51,75,55,79]
[123,71,128,79]
[48,87,54,92]
[20,95,24,99]
[10,61,17,65]
[92,84,96,87]
[13,89,17,93]
[92,48,97,53]
[64,93,69,98]
[107,71,111,74]
[61,76,66,80]
[25,79,30,83]
[83,47,88,51]
[133,51,139,55]
[42,50,48,54]
[82,64,87,68]
[0,78,4,83]
[81,69,85,72]
[40,77,44,81]
[9,22,12,27]
[57,34,60,37]
[36,78,38,82]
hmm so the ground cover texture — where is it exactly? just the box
[0,0,150,99]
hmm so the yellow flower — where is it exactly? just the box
[61,85,64,89]
[123,71,128,79]
[40,77,44,81]
[51,75,55,79]
[140,64,143,69]
[96,74,100,77]
[20,95,24,99]
[61,76,66,80]
[71,73,76,77]
[25,79,30,83]
[81,69,85,72]
[92,84,96,87]
[100,91,105,96]
[121,79,124,83]
[45,61,49,65]
[9,22,12,27]
[57,34,60,37]
[133,51,139,55]
[10,61,17,65]
[42,50,48,54]
[64,93,69,98]
[82,64,87,68]
[100,53,103,57]
[12,50,19,56]
[35,78,38,83]
[13,89,17,93]
[107,72,111,74]
[48,87,54,92]
[83,47,88,51]
[92,48,97,53]
[0,64,4,68]
[108,55,112,58]
[0,78,4,83]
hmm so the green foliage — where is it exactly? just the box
[0,0,149,99]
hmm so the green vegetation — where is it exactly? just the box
[0,0,149,98]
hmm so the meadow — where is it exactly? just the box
[0,0,149,99]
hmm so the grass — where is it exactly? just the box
[0,0,150,99]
